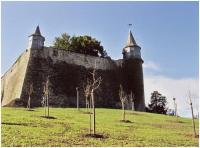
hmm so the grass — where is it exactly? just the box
[1,107,199,147]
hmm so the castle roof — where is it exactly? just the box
[34,25,41,36]
[125,30,139,48]
[29,25,43,37]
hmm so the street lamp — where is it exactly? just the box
[173,98,176,116]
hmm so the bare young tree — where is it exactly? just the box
[187,90,197,138]
[83,61,102,135]
[27,83,33,110]
[76,87,79,111]
[89,61,102,135]
[42,77,50,117]
[119,85,128,121]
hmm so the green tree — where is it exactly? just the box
[52,33,107,57]
[148,91,167,114]
[53,33,71,50]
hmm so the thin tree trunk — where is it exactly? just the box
[77,88,79,111]
[89,96,92,134]
[190,103,197,137]
[123,107,125,121]
[122,102,125,121]
[86,100,90,112]
[131,102,134,111]
[91,90,95,135]
[47,93,49,117]
[86,97,88,112]
[44,96,46,117]
[27,95,31,110]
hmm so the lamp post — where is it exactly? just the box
[173,98,176,116]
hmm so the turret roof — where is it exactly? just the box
[125,30,139,48]
[34,25,41,36]
[29,25,44,39]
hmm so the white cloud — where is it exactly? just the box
[143,61,160,71]
[144,75,199,118]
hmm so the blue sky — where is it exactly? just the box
[1,1,199,117]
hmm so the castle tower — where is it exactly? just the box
[122,30,145,111]
[27,25,45,49]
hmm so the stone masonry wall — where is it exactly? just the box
[2,46,145,111]
[38,47,118,70]
[18,47,122,108]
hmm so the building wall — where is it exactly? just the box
[122,59,145,111]
[15,47,122,108]
[1,49,31,106]
[35,47,118,70]
[1,46,145,111]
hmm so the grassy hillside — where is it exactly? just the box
[1,107,199,147]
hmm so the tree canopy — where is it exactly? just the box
[52,33,108,58]
[148,91,168,114]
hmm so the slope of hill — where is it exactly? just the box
[1,107,199,147]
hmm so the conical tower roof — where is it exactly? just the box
[125,30,138,47]
[34,25,41,36]
[29,25,44,38]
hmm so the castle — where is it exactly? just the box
[1,26,145,111]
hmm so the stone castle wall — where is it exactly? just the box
[1,46,145,111]
[34,47,119,70]
[2,47,123,108]
[1,49,31,106]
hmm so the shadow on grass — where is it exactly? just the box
[83,133,108,139]
[119,120,133,123]
[78,110,93,114]
[127,112,140,115]
[2,122,29,126]
[167,120,185,123]
[40,116,57,119]
[26,109,35,111]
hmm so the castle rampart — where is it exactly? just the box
[31,47,119,70]
[1,49,31,106]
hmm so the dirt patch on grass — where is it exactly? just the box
[40,116,57,119]
[185,133,199,139]
[120,120,133,123]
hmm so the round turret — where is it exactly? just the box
[122,30,145,111]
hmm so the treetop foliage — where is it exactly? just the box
[52,33,108,58]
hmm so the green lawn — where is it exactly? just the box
[1,107,199,147]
